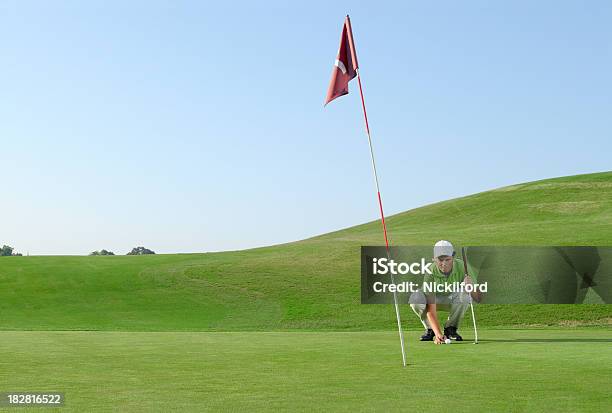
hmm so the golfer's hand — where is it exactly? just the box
[434,335,445,345]
[464,275,481,302]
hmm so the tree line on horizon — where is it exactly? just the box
[0,245,22,256]
[90,247,156,256]
[0,244,155,257]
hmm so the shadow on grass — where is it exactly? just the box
[478,338,612,343]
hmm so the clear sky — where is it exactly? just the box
[1,1,610,255]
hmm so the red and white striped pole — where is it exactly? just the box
[356,68,407,367]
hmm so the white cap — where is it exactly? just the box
[434,240,454,258]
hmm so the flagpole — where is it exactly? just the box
[356,68,407,367]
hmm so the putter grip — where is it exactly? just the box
[461,247,469,275]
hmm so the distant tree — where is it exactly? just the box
[0,245,22,256]
[89,249,115,256]
[127,246,155,255]
[0,245,14,256]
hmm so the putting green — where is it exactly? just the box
[1,329,610,411]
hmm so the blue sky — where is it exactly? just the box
[1,1,610,255]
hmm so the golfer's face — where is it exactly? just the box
[435,255,453,273]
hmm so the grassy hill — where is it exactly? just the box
[1,171,611,331]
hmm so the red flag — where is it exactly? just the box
[324,15,359,106]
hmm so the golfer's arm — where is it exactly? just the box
[425,304,443,338]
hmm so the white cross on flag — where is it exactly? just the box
[324,15,359,106]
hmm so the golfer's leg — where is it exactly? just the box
[446,293,470,328]
[409,291,430,329]
[410,303,430,329]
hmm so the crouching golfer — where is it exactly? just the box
[409,240,480,344]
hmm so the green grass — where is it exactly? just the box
[1,172,611,412]
[0,329,610,412]
[0,171,610,331]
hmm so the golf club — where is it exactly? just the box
[462,247,479,344]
